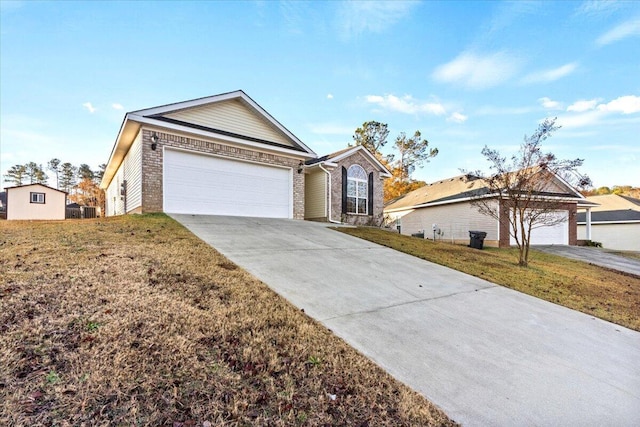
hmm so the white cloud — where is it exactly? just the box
[111,103,124,110]
[575,1,624,17]
[432,51,521,89]
[82,102,96,113]
[522,62,578,84]
[556,95,640,129]
[567,99,598,112]
[596,17,640,46]
[597,95,640,114]
[447,112,468,123]
[337,1,418,38]
[539,97,563,110]
[326,94,334,100]
[365,94,446,116]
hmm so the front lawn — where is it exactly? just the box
[335,227,640,332]
[0,215,455,426]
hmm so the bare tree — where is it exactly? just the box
[467,118,591,267]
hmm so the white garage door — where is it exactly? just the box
[164,149,292,218]
[510,210,568,245]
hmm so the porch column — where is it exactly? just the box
[586,207,592,240]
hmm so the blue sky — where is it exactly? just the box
[1,0,639,191]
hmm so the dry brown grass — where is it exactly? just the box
[336,227,640,332]
[0,215,456,426]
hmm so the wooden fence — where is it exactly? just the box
[65,206,99,219]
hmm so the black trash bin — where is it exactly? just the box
[469,231,487,249]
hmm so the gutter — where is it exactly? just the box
[318,163,342,224]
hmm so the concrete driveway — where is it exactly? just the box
[171,215,640,426]
[533,245,640,277]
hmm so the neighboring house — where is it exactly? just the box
[0,191,6,219]
[5,184,67,220]
[384,172,591,248]
[100,90,316,219]
[304,146,391,225]
[577,194,640,251]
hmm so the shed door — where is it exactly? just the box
[510,210,569,245]
[163,149,292,218]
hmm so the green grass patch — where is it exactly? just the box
[335,227,640,331]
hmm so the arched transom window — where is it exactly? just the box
[347,164,368,214]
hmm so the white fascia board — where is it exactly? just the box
[307,161,338,170]
[235,92,317,157]
[129,91,245,116]
[577,220,640,225]
[550,170,585,199]
[130,115,315,159]
[129,90,316,157]
[100,114,140,189]
[384,193,498,213]
[330,146,392,177]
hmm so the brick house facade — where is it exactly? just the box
[304,146,391,226]
[100,91,315,219]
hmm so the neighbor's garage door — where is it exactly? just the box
[164,149,292,218]
[511,210,568,245]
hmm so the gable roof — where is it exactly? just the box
[385,169,587,212]
[101,90,316,189]
[582,194,640,212]
[577,210,640,224]
[576,194,640,224]
[5,183,67,194]
[305,145,391,177]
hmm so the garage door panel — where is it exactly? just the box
[510,210,568,245]
[164,149,292,218]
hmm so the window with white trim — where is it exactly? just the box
[30,192,45,204]
[346,164,368,214]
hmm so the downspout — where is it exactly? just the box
[318,163,342,224]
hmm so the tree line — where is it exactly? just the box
[582,185,640,199]
[3,160,106,207]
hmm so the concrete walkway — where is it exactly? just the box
[172,215,640,426]
[533,245,640,277]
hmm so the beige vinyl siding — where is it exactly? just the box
[105,131,143,216]
[106,169,124,216]
[578,223,640,251]
[163,99,294,147]
[398,200,499,245]
[304,169,327,219]
[123,132,143,211]
[7,185,66,220]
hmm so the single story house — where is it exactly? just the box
[100,90,390,224]
[577,194,640,251]
[100,90,317,219]
[384,171,592,248]
[304,146,391,225]
[5,183,67,220]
